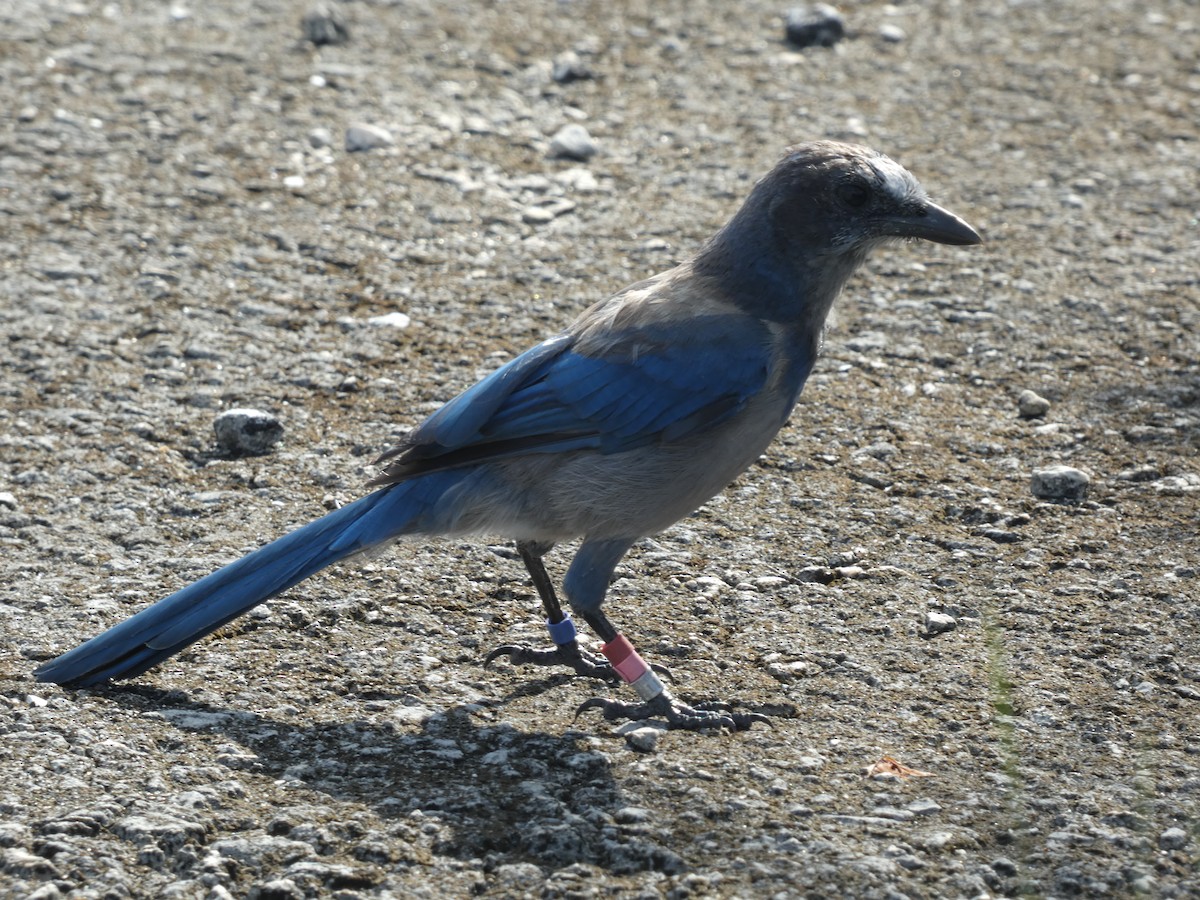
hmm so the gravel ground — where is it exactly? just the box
[2,1,1198,897]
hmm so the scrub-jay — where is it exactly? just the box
[35,141,981,730]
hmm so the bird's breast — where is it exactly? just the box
[763,322,819,415]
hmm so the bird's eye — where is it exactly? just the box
[837,181,871,209]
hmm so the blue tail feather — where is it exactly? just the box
[34,473,461,688]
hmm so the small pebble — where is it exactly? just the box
[0,491,16,509]
[827,548,862,567]
[1129,873,1157,893]
[879,23,906,42]
[1030,465,1090,501]
[853,441,898,460]
[548,123,597,161]
[1159,827,1188,850]
[1114,464,1158,482]
[1151,474,1200,494]
[925,611,957,635]
[522,198,576,224]
[795,754,825,772]
[301,3,349,46]
[907,798,942,816]
[614,806,652,824]
[785,4,846,48]
[980,527,1022,544]
[617,723,664,752]
[992,857,1019,877]
[1018,389,1051,418]
[213,409,284,456]
[626,728,661,752]
[345,123,394,152]
[551,50,594,84]
[522,206,556,224]
[554,168,601,192]
[367,311,411,329]
[307,127,333,149]
[495,862,544,887]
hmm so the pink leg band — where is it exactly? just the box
[601,634,650,684]
[602,634,667,701]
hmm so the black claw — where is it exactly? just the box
[575,696,623,720]
[575,693,768,732]
[483,642,619,682]
[648,662,675,682]
[482,644,524,668]
[484,641,675,684]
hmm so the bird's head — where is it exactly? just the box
[765,140,981,255]
[700,141,980,323]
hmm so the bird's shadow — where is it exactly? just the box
[102,686,687,875]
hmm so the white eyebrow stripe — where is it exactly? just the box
[870,155,923,204]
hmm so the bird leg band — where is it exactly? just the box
[544,614,578,646]
[601,634,667,701]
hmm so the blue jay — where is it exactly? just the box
[35,142,980,730]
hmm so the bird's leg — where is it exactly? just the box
[577,608,768,732]
[484,541,620,681]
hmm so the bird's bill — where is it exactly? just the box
[887,201,982,246]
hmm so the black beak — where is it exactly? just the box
[886,201,982,246]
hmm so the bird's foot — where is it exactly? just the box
[485,641,620,681]
[485,641,673,683]
[576,692,769,732]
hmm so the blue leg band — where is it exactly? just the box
[545,615,578,646]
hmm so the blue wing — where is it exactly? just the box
[372,312,775,483]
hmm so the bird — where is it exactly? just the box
[35,141,981,731]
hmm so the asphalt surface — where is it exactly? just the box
[2,1,1198,897]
